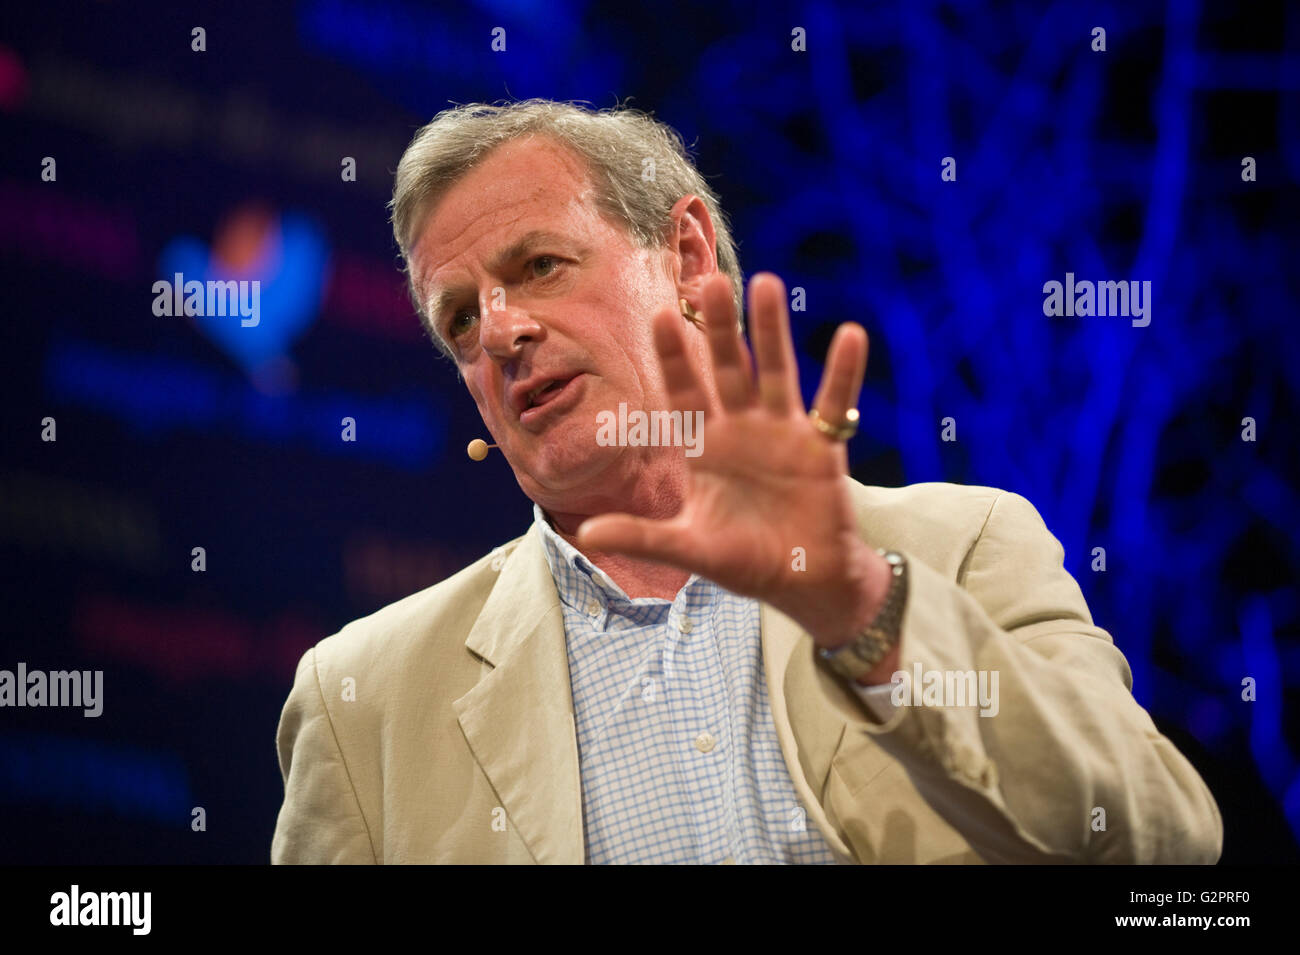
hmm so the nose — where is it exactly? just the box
[478,294,543,358]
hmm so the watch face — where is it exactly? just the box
[852,635,889,668]
[822,652,864,680]
[820,637,885,678]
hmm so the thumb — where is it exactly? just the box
[576,513,694,567]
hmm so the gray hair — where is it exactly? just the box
[389,98,744,359]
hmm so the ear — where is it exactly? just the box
[666,195,718,299]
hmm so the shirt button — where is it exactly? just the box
[721,856,736,864]
[677,616,693,633]
[585,600,600,616]
[694,732,716,753]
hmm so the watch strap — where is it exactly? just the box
[816,549,908,681]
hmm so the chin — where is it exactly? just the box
[513,438,625,499]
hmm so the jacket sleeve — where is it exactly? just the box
[271,646,378,864]
[849,490,1223,864]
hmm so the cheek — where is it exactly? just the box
[591,335,657,395]
[466,373,502,421]
[591,282,674,372]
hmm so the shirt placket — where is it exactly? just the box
[700,581,747,863]
[664,581,732,862]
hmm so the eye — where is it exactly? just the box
[529,255,559,278]
[448,307,478,339]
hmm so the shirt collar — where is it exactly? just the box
[533,503,627,610]
[531,503,711,612]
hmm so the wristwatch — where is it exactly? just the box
[816,550,909,681]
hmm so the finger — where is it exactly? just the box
[576,513,696,568]
[810,322,869,425]
[746,272,802,415]
[652,306,712,416]
[700,273,754,412]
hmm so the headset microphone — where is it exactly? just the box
[466,439,498,461]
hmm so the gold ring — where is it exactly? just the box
[809,407,859,441]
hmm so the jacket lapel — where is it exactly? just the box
[760,602,855,861]
[453,526,586,864]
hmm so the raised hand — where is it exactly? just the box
[577,270,894,656]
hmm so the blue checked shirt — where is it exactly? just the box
[533,504,842,865]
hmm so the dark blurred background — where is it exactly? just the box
[0,0,1296,863]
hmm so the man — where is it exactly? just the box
[271,99,1222,864]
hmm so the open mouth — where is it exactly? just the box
[517,374,585,428]
[526,377,572,409]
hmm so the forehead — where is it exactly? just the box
[410,135,605,288]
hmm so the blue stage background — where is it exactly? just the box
[1,0,1296,862]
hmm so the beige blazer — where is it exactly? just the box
[271,479,1223,864]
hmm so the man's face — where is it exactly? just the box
[410,134,691,505]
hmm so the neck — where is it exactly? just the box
[539,455,690,601]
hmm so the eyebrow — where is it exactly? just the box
[423,230,575,321]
